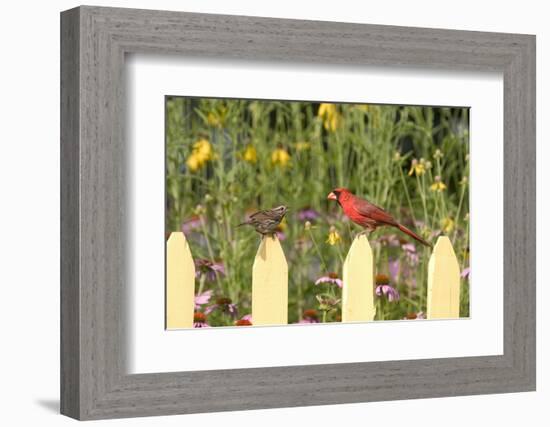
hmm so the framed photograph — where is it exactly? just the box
[61,6,535,420]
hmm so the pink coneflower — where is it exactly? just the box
[297,207,320,222]
[181,215,202,233]
[235,314,252,326]
[403,312,425,320]
[195,259,225,281]
[315,272,343,288]
[375,274,400,302]
[194,290,213,310]
[299,309,320,324]
[193,312,210,328]
[461,267,471,279]
[205,297,238,317]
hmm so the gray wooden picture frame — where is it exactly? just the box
[60,5,536,420]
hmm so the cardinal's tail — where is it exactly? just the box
[395,223,432,248]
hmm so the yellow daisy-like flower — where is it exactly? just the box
[408,158,426,176]
[430,176,447,192]
[326,226,341,246]
[271,147,291,167]
[186,138,213,171]
[242,144,257,163]
[317,103,341,132]
[186,155,200,172]
[441,217,455,233]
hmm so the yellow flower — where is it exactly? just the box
[206,105,228,128]
[186,138,213,171]
[317,103,341,132]
[326,226,341,246]
[433,149,444,159]
[441,217,455,233]
[408,158,426,176]
[430,176,447,192]
[271,147,291,167]
[186,155,200,172]
[355,104,370,112]
[243,144,257,163]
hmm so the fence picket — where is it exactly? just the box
[252,235,288,326]
[164,231,462,327]
[427,236,460,319]
[342,235,376,322]
[166,232,196,329]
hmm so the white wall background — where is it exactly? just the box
[0,0,546,425]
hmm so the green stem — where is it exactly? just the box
[398,166,417,225]
[199,215,224,294]
[308,228,329,273]
[452,183,467,243]
[416,174,429,227]
[197,274,206,296]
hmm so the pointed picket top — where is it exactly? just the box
[342,235,376,322]
[252,235,288,326]
[427,235,460,319]
[166,232,196,329]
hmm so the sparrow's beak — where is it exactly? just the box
[327,192,337,201]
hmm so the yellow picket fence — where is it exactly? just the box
[166,232,460,329]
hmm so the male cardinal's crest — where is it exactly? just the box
[327,188,431,247]
[238,205,288,236]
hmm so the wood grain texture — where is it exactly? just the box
[60,5,536,420]
[60,7,80,419]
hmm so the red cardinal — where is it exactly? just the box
[327,188,431,247]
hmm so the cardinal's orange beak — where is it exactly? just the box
[327,192,337,201]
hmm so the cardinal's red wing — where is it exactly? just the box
[352,198,397,226]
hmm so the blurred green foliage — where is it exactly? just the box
[166,97,470,326]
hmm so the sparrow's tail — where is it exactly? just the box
[395,223,432,248]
